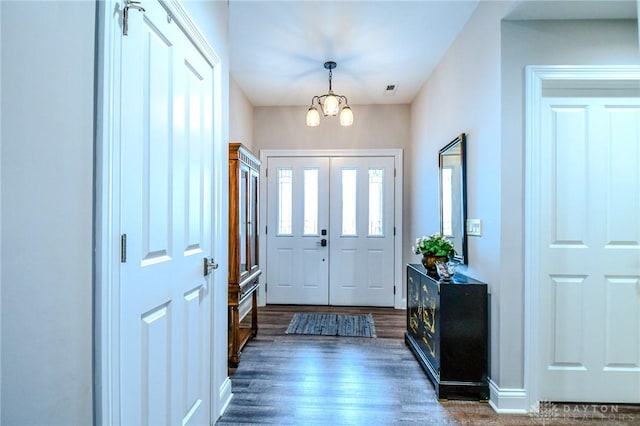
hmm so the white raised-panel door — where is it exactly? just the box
[539,97,640,402]
[120,2,213,424]
[329,157,395,306]
[266,157,330,304]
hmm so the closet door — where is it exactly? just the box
[119,2,213,424]
[537,97,640,403]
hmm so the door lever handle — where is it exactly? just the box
[318,239,327,247]
[203,257,219,277]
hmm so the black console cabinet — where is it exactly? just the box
[405,263,488,400]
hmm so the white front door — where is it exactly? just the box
[329,156,395,306]
[538,97,640,402]
[266,155,396,306]
[266,157,330,304]
[120,2,213,424]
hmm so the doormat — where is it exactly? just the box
[285,313,376,338]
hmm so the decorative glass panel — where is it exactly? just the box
[303,168,319,235]
[278,168,293,235]
[368,168,384,236]
[342,169,357,235]
[239,169,248,271]
[441,167,453,236]
[249,172,259,268]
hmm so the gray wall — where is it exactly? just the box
[1,2,95,423]
[253,104,411,152]
[230,77,255,151]
[410,0,511,391]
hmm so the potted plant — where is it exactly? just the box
[413,234,455,273]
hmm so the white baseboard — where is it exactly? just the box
[217,377,233,419]
[488,379,529,413]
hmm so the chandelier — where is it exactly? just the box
[306,61,354,127]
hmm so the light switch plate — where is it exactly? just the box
[467,219,482,236]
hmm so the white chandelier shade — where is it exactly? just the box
[339,106,353,126]
[306,61,353,127]
[306,106,320,127]
[323,94,340,116]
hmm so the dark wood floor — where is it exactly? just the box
[216,305,639,425]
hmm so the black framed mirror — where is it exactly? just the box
[439,133,467,264]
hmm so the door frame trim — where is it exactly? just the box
[259,148,404,309]
[524,65,640,410]
[94,1,229,424]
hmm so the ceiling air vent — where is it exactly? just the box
[384,84,397,96]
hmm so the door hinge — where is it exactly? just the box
[120,234,127,263]
[394,226,396,236]
[394,168,396,178]
[265,282,267,292]
[393,286,396,295]
[265,168,268,178]
[265,226,268,235]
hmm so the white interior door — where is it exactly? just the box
[120,2,213,424]
[266,155,395,307]
[538,97,640,402]
[329,157,395,306]
[266,157,330,304]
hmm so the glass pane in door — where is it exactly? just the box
[368,168,384,236]
[303,168,319,235]
[277,168,293,235]
[341,169,357,236]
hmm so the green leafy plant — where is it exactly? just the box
[413,234,455,257]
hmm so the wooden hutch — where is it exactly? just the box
[228,142,261,368]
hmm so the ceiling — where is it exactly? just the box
[228,0,638,108]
